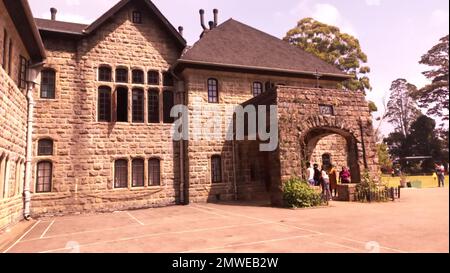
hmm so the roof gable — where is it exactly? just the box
[178,19,349,78]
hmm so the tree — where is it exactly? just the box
[376,143,393,173]
[384,132,409,163]
[284,18,371,92]
[411,35,449,122]
[384,79,421,137]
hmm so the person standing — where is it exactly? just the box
[321,167,332,201]
[313,164,321,186]
[339,167,351,184]
[306,163,315,186]
[329,165,338,197]
[436,163,446,188]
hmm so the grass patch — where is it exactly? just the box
[381,175,449,188]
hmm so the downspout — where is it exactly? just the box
[23,62,43,220]
[232,139,238,201]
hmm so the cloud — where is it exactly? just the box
[365,0,381,6]
[430,9,449,28]
[311,3,357,36]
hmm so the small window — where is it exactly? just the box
[98,86,112,122]
[132,69,144,84]
[41,69,56,99]
[132,159,144,187]
[148,89,160,123]
[211,155,222,184]
[116,68,128,83]
[98,66,112,82]
[7,39,12,76]
[132,11,142,24]
[132,88,144,123]
[163,91,174,124]
[38,139,54,156]
[148,71,159,85]
[253,82,263,97]
[2,29,6,69]
[36,161,52,193]
[116,87,128,122]
[208,78,219,103]
[18,56,28,89]
[319,104,335,116]
[114,160,128,189]
[149,159,161,186]
[163,72,174,87]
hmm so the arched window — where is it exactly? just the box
[132,159,144,187]
[114,159,128,188]
[98,86,112,122]
[148,89,160,123]
[98,66,112,82]
[149,159,161,186]
[208,78,219,103]
[116,87,128,122]
[36,161,52,193]
[132,88,144,123]
[38,139,54,156]
[116,68,128,83]
[253,82,263,97]
[41,69,56,99]
[163,91,174,124]
[211,155,222,184]
[132,69,144,84]
[148,71,159,85]
[163,72,174,86]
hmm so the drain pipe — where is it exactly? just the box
[23,62,43,220]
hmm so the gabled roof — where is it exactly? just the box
[175,19,350,79]
[3,0,46,62]
[34,0,186,47]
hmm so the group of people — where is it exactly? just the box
[306,163,352,201]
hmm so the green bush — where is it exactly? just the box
[282,177,324,208]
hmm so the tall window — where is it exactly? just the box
[38,139,54,156]
[18,56,28,89]
[2,29,6,69]
[0,155,5,199]
[132,88,144,123]
[98,86,112,122]
[7,39,12,75]
[252,82,263,97]
[116,87,128,122]
[211,155,222,184]
[132,70,144,84]
[132,159,144,187]
[36,161,52,193]
[148,71,159,85]
[208,78,219,103]
[41,69,56,99]
[163,91,174,124]
[132,11,142,24]
[98,66,112,82]
[116,68,128,83]
[114,160,128,188]
[148,159,161,186]
[163,72,174,86]
[148,89,160,123]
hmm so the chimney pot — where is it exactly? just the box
[50,7,57,21]
[213,9,219,27]
[199,9,207,30]
[208,21,214,30]
[178,26,184,36]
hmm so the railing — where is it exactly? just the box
[354,187,401,203]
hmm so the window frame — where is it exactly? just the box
[37,139,54,156]
[98,86,112,122]
[116,87,129,122]
[252,82,263,97]
[98,66,112,82]
[40,69,56,99]
[132,11,143,24]
[148,88,160,123]
[132,88,145,123]
[36,161,52,193]
[132,158,145,188]
[2,29,6,69]
[7,39,12,76]
[18,56,28,89]
[163,90,174,124]
[207,78,219,103]
[148,70,159,85]
[211,155,223,184]
[132,69,144,84]
[115,68,129,83]
[114,159,128,189]
[148,158,161,187]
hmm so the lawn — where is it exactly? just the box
[382,175,449,189]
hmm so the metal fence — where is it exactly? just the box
[354,187,401,203]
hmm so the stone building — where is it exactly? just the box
[0,0,379,230]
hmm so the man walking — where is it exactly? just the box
[436,163,446,188]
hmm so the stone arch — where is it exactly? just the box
[298,116,363,183]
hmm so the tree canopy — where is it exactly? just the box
[284,18,371,92]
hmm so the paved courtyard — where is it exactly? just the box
[1,188,448,253]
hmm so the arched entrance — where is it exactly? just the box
[301,127,361,183]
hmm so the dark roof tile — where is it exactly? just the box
[35,18,87,35]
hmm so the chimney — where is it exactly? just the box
[213,9,219,27]
[50,7,57,21]
[199,9,207,30]
[208,21,214,30]
[178,26,184,37]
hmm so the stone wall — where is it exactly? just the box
[310,134,348,170]
[0,0,30,230]
[31,1,183,216]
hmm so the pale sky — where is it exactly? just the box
[28,0,449,136]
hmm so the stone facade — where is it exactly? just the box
[31,1,183,216]
[0,0,31,230]
[310,134,348,170]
